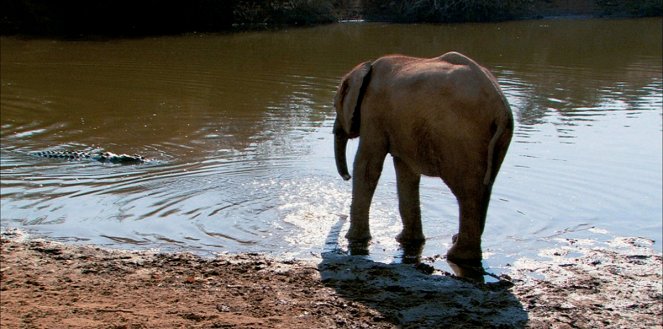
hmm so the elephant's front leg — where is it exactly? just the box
[345,143,386,242]
[393,157,425,243]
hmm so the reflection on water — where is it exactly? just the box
[1,18,661,271]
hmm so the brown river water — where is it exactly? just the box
[1,18,661,273]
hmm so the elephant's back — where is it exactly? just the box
[385,60,491,118]
[376,55,508,176]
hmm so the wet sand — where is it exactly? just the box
[1,229,661,328]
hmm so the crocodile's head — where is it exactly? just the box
[96,152,146,164]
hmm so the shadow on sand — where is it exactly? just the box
[318,216,528,328]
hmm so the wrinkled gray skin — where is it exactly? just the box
[31,150,147,164]
[333,52,513,264]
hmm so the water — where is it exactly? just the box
[1,18,661,272]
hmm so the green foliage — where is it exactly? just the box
[233,0,338,27]
[362,0,533,23]
[594,0,662,17]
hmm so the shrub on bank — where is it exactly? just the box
[595,0,662,17]
[233,0,337,27]
[362,0,533,23]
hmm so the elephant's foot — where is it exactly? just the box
[398,237,425,264]
[396,230,425,244]
[446,242,482,266]
[347,239,370,256]
[447,260,485,282]
[345,226,372,242]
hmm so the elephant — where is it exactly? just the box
[333,51,513,264]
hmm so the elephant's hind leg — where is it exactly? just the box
[446,179,493,264]
[393,157,425,243]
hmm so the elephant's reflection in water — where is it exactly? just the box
[319,215,527,327]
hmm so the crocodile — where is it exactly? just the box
[30,150,148,164]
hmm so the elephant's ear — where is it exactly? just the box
[338,61,372,137]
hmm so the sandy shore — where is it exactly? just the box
[1,229,661,328]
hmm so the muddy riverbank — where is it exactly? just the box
[1,229,660,328]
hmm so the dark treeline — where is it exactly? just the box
[363,0,531,23]
[363,0,662,23]
[1,0,661,37]
[0,0,345,37]
[593,0,662,16]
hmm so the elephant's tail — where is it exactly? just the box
[483,109,513,185]
[480,66,513,186]
[483,122,502,185]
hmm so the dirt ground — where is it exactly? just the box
[1,229,661,328]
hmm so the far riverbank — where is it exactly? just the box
[1,0,661,37]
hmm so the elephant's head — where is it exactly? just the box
[333,61,372,181]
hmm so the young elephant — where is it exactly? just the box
[333,52,513,264]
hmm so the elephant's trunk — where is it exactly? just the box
[334,119,352,181]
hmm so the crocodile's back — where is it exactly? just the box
[30,150,147,164]
[31,151,92,160]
